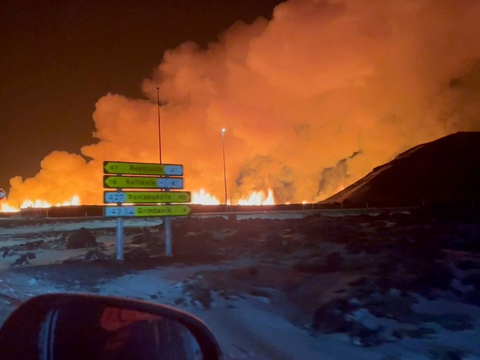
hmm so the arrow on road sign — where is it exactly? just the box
[103,176,184,189]
[104,205,191,217]
[104,191,191,204]
[104,161,183,176]
[105,206,136,217]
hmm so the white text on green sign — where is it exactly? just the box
[105,205,191,217]
[103,176,183,189]
[104,161,183,176]
[104,191,191,204]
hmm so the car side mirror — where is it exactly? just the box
[0,293,222,360]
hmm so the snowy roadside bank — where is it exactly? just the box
[0,218,162,237]
[28,265,480,360]
[2,260,480,360]
[0,211,479,359]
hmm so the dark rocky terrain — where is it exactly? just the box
[2,207,479,358]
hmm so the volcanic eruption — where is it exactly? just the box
[3,0,480,210]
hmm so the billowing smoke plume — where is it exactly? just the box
[7,0,480,205]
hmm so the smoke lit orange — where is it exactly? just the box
[4,0,480,206]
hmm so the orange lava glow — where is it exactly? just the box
[0,195,80,213]
[191,188,276,206]
[0,189,279,212]
[191,189,221,205]
[0,203,19,213]
[237,189,275,206]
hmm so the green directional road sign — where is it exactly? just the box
[104,161,183,176]
[135,205,191,217]
[103,175,183,189]
[104,191,191,203]
[105,205,191,217]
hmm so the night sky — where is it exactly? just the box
[0,0,283,190]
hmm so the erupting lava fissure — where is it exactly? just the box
[191,189,221,205]
[4,0,480,207]
[0,189,277,212]
[1,195,81,213]
[190,188,276,206]
[237,189,275,206]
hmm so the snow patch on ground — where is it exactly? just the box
[1,264,480,360]
[92,267,480,360]
[0,218,162,236]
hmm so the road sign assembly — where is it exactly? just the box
[103,160,190,259]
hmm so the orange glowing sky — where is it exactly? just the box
[3,0,480,208]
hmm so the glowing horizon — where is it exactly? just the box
[0,189,283,213]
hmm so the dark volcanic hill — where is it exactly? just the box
[323,132,480,206]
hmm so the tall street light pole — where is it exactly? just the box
[155,86,172,256]
[155,86,162,163]
[222,128,228,212]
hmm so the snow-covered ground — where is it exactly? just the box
[0,218,162,237]
[97,269,480,360]
[0,218,158,270]
[4,264,478,360]
[1,214,479,360]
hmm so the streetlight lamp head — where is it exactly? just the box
[155,86,159,89]
[222,128,226,133]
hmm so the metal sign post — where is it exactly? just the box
[116,218,124,261]
[165,217,173,256]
